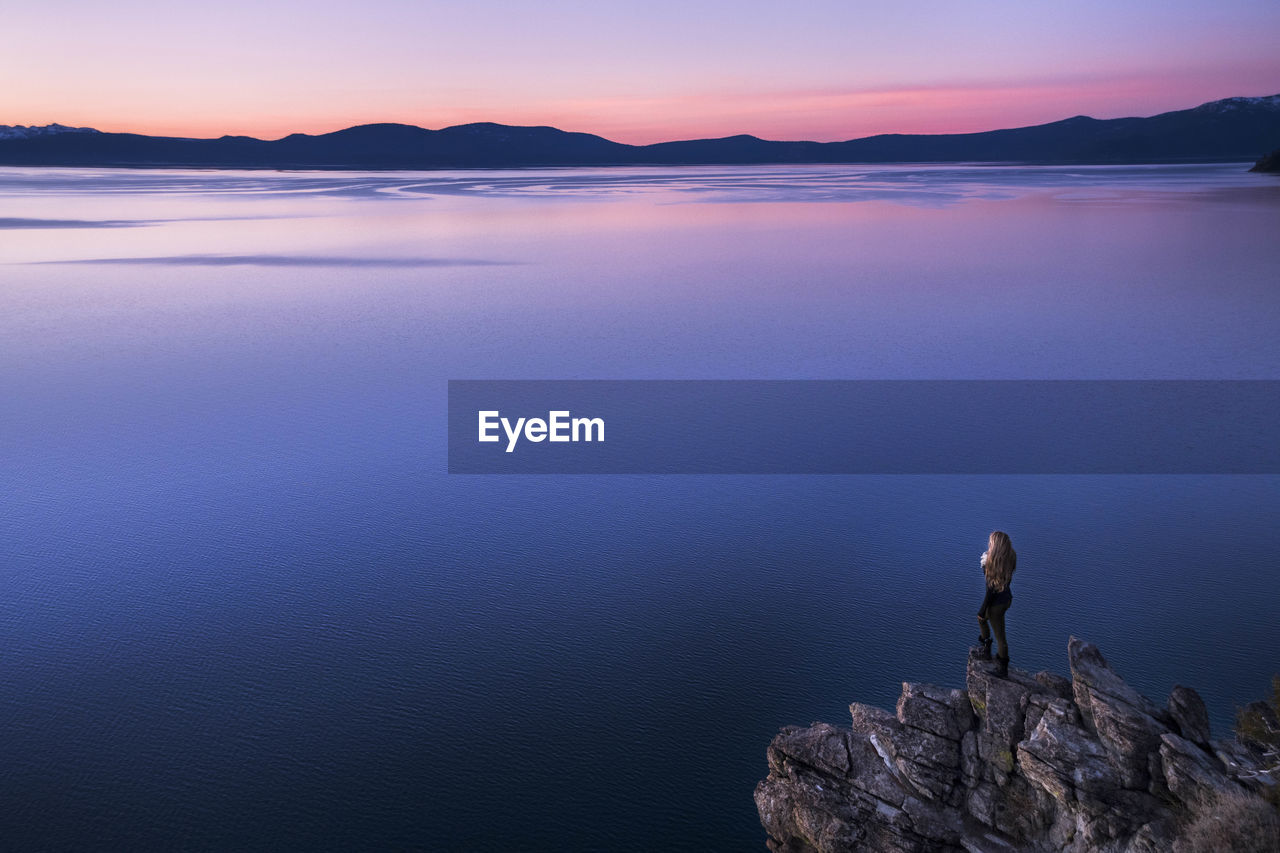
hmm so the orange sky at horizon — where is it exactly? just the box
[4,1,1279,144]
[19,65,1280,145]
[24,73,1280,145]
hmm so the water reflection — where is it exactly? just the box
[0,162,1271,206]
[0,163,1278,852]
[39,254,518,267]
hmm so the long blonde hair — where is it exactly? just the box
[984,531,1016,592]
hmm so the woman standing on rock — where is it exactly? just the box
[977,531,1016,677]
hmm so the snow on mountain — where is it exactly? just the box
[1193,94,1280,113]
[0,123,100,140]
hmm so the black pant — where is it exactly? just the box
[978,597,1011,662]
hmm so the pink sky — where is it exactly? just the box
[3,1,1278,143]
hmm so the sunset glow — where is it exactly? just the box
[4,1,1279,142]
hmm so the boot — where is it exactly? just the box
[976,637,993,661]
[995,655,1009,678]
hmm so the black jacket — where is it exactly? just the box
[978,583,1012,618]
[978,552,1015,618]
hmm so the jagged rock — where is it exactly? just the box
[898,683,974,742]
[1147,747,1172,801]
[1159,732,1240,812]
[1125,817,1179,853]
[850,702,897,739]
[966,652,1053,790]
[958,732,980,787]
[1067,638,1167,729]
[1067,638,1169,788]
[1023,692,1078,741]
[757,723,910,853]
[990,774,1054,842]
[883,723,963,804]
[1250,148,1280,172]
[1018,699,1117,802]
[966,653,1032,752]
[1210,736,1280,800]
[850,695,963,805]
[757,638,1264,852]
[1167,685,1211,747]
[901,796,964,845]
[1034,670,1073,700]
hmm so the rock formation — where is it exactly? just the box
[755,638,1278,852]
[1250,148,1280,172]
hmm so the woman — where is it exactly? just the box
[976,530,1016,677]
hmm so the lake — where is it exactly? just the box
[1,163,1278,850]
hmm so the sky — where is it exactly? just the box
[4,0,1279,143]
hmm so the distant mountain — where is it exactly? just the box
[3,95,1279,169]
[0,123,99,141]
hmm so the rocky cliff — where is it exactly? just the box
[1250,148,1280,172]
[755,638,1279,852]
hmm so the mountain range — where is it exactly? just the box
[3,95,1279,169]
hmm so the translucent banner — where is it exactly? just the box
[447,380,1280,474]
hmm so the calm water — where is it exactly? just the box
[2,164,1279,851]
